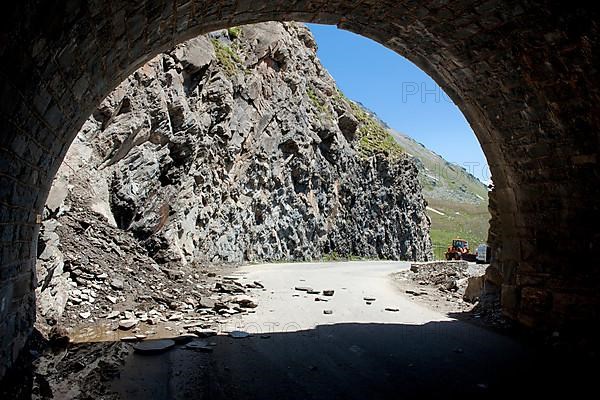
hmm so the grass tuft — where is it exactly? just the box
[307,87,330,116]
[349,102,404,160]
[211,39,243,76]
[227,26,243,40]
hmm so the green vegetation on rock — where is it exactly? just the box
[333,88,349,103]
[349,102,404,160]
[227,26,243,40]
[211,39,243,76]
[307,87,330,116]
[309,88,403,161]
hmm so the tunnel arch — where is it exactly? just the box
[1,0,599,377]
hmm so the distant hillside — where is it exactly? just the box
[357,104,490,258]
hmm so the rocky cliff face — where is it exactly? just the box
[37,22,432,320]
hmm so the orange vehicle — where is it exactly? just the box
[445,239,477,261]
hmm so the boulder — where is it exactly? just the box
[464,275,485,303]
[230,295,258,308]
[133,339,176,354]
[118,319,139,330]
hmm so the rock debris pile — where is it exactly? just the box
[405,260,486,295]
[37,203,263,337]
[393,260,488,313]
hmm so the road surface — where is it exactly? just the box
[221,261,451,333]
[110,261,568,399]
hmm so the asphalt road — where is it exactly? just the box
[111,261,578,399]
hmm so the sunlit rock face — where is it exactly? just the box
[45,22,432,270]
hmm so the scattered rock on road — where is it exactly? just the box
[190,328,218,338]
[463,275,485,303]
[172,334,197,344]
[231,295,258,308]
[133,339,176,354]
[406,290,427,296]
[323,290,335,296]
[110,278,124,290]
[404,261,485,293]
[198,298,216,309]
[392,260,498,319]
[229,331,251,339]
[118,319,138,330]
[186,340,214,352]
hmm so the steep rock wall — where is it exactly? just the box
[38,22,432,294]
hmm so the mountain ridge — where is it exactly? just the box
[352,102,490,256]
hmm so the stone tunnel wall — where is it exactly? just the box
[1,0,599,378]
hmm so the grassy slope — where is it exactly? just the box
[427,199,490,259]
[388,130,490,259]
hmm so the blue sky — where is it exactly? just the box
[307,24,489,183]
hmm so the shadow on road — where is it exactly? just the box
[2,319,595,399]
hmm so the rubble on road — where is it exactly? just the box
[394,260,510,329]
[228,331,251,339]
[34,157,269,344]
[30,342,129,399]
[392,260,486,314]
[33,200,269,344]
[406,261,486,293]
[397,260,488,304]
[230,295,258,308]
[133,339,176,354]
[118,320,138,330]
[464,275,485,303]
[191,328,218,338]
